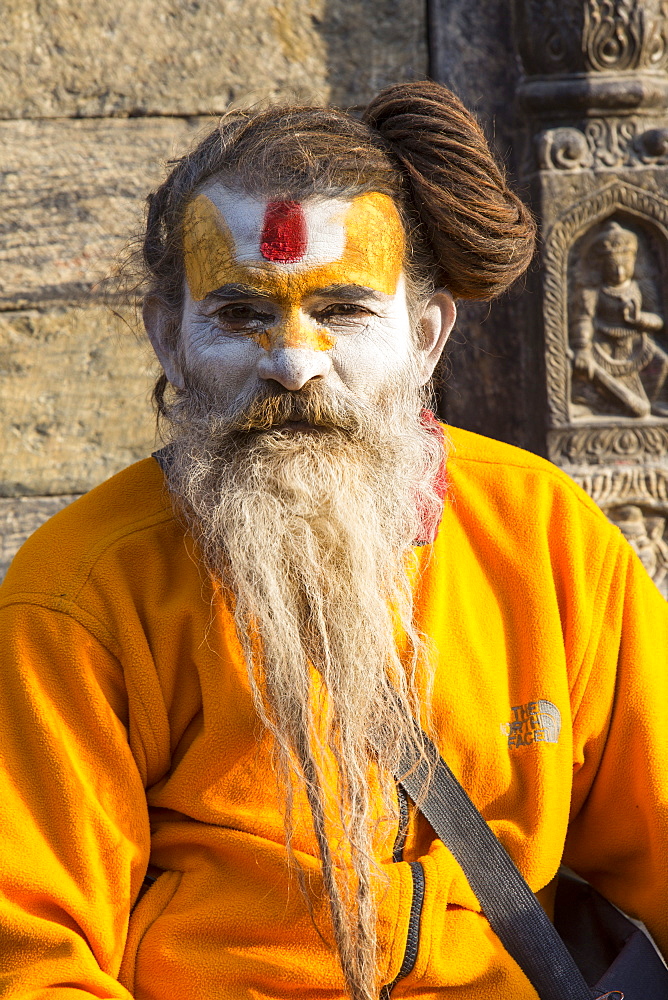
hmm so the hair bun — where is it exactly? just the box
[363,81,536,299]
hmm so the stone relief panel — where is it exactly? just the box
[513,0,668,600]
[542,180,668,425]
[568,216,668,419]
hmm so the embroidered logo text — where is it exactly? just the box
[501,700,562,749]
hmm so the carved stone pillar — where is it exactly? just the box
[514,0,668,597]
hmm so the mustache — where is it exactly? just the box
[220,383,374,437]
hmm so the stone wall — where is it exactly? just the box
[0,0,428,578]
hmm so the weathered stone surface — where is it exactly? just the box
[429,0,519,167]
[0,306,157,496]
[508,0,668,600]
[321,1,428,108]
[0,116,208,309]
[0,0,427,120]
[0,0,327,119]
[0,495,80,581]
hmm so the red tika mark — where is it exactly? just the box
[260,201,307,262]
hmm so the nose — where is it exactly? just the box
[257,346,332,390]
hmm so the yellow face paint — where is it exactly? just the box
[338,191,405,297]
[182,194,237,303]
[253,314,335,353]
[182,191,405,353]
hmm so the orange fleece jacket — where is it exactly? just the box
[0,426,667,1000]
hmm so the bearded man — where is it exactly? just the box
[0,82,666,1000]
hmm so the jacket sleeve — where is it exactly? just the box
[0,599,151,998]
[563,537,668,957]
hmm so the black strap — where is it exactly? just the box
[152,445,174,475]
[397,738,594,1000]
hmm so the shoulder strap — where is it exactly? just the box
[397,738,593,1000]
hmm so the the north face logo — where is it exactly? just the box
[501,700,561,749]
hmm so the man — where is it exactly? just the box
[0,81,666,1000]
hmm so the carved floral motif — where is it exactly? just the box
[566,459,668,497]
[537,121,668,170]
[550,423,668,462]
[587,118,641,166]
[515,0,668,75]
[586,0,643,71]
[537,128,594,170]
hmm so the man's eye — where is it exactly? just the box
[214,304,273,327]
[315,303,371,321]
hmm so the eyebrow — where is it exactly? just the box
[206,282,386,302]
[207,283,273,300]
[310,284,386,302]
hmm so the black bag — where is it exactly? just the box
[554,871,668,1000]
[397,736,668,1000]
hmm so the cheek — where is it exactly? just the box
[180,319,261,395]
[331,317,413,392]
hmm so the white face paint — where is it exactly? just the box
[148,181,455,413]
[179,279,414,405]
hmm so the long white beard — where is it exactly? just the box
[162,372,445,1000]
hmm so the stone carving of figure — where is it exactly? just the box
[570,221,668,417]
[609,504,668,594]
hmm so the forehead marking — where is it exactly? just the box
[183,190,405,303]
[260,201,307,262]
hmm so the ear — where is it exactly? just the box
[416,290,457,385]
[142,295,185,390]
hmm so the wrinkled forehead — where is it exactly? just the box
[182,183,405,301]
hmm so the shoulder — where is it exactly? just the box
[440,425,623,568]
[0,457,176,605]
[431,429,646,676]
[445,426,605,517]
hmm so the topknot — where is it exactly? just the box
[362,81,536,299]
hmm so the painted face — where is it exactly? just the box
[175,182,418,410]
